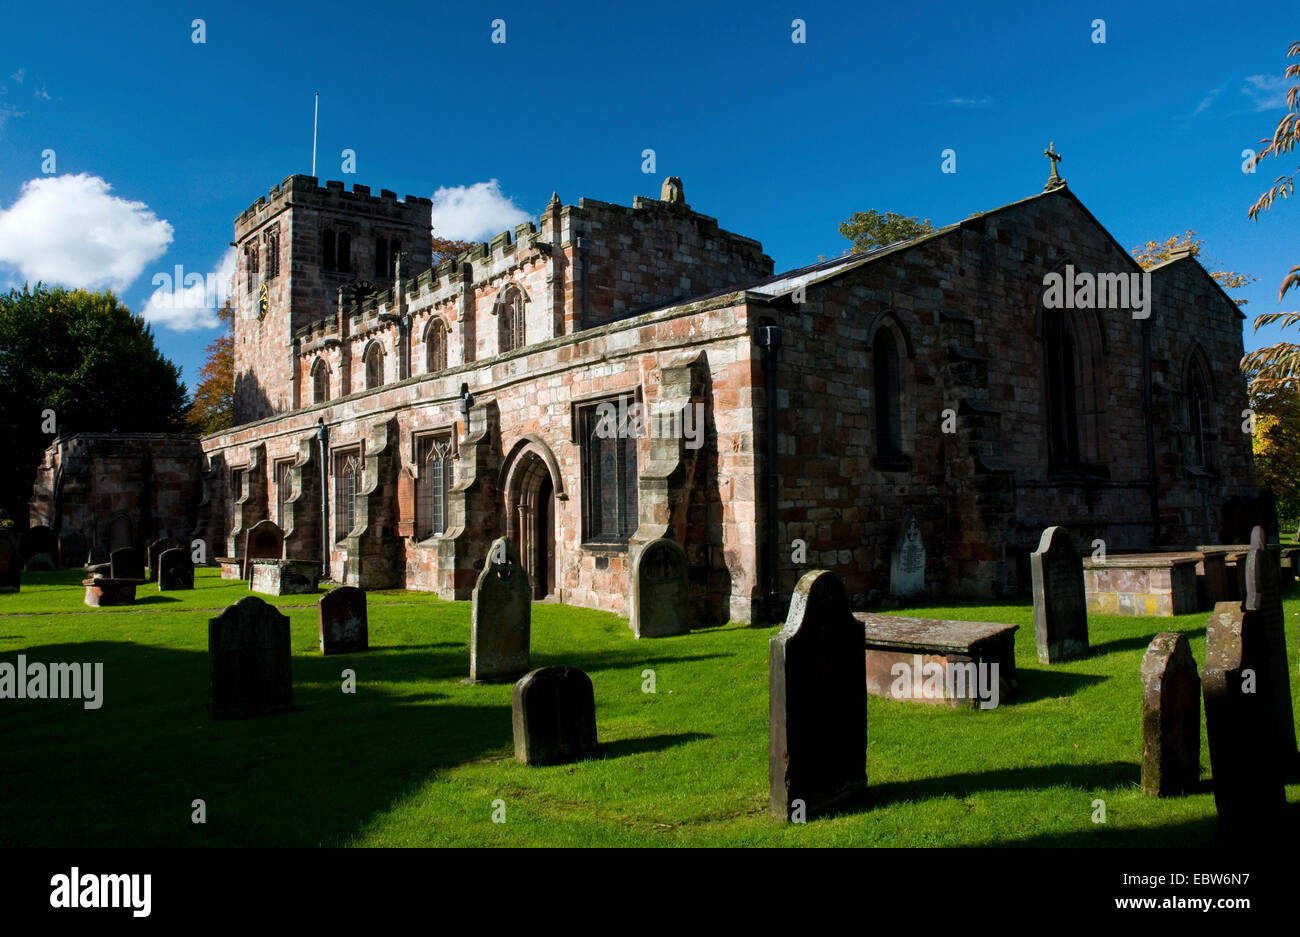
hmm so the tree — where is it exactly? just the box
[185,298,234,434]
[432,233,476,265]
[1247,377,1300,525]
[1242,40,1300,391]
[0,284,189,526]
[1130,230,1255,302]
[838,210,933,254]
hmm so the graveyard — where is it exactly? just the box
[2,554,1296,848]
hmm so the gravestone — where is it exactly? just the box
[87,543,109,565]
[1203,600,1287,833]
[889,511,925,599]
[1140,632,1200,797]
[630,537,691,638]
[1242,525,1298,770]
[319,586,368,654]
[110,547,145,581]
[0,529,20,593]
[157,548,195,591]
[107,513,133,552]
[58,531,86,568]
[147,537,183,581]
[469,537,531,683]
[1030,526,1089,663]
[20,525,57,571]
[208,596,292,719]
[242,520,285,578]
[770,569,867,821]
[511,666,598,765]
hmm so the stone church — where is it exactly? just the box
[30,161,1259,624]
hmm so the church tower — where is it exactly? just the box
[230,175,432,424]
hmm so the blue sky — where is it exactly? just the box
[1,0,1298,390]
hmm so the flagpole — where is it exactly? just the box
[312,92,319,177]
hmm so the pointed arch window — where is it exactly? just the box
[1186,351,1215,470]
[364,344,384,390]
[334,452,361,543]
[416,436,456,539]
[1041,302,1107,473]
[275,460,294,528]
[311,359,330,404]
[580,395,639,543]
[868,316,915,470]
[425,318,448,373]
[874,328,904,460]
[498,287,525,354]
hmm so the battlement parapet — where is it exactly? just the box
[235,174,432,235]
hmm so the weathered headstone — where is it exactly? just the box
[889,511,925,599]
[512,666,598,765]
[1243,525,1298,770]
[1203,600,1287,832]
[770,569,867,821]
[20,525,57,571]
[147,537,183,581]
[58,531,86,568]
[469,537,531,683]
[1140,632,1200,797]
[242,519,285,578]
[110,547,145,581]
[87,543,109,565]
[318,586,368,654]
[157,548,194,591]
[630,537,691,638]
[107,513,132,552]
[1030,526,1089,664]
[208,596,292,719]
[0,529,21,593]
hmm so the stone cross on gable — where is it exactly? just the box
[1043,142,1066,191]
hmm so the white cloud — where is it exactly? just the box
[33,84,49,101]
[10,68,23,85]
[1192,87,1221,116]
[429,179,531,243]
[1242,73,1294,112]
[943,96,991,108]
[140,247,235,332]
[0,174,173,291]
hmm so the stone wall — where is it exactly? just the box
[29,433,205,560]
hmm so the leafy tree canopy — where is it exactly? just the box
[838,210,934,255]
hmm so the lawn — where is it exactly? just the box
[1,568,1296,847]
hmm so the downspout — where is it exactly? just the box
[317,418,329,577]
[757,323,782,622]
[1141,318,1160,544]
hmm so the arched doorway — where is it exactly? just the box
[503,441,563,600]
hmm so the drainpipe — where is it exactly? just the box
[757,324,782,622]
[317,418,329,577]
[1141,318,1160,544]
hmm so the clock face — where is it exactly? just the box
[258,282,269,319]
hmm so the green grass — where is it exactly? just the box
[1,568,1296,846]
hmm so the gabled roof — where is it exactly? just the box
[745,185,1148,304]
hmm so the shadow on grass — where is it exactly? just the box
[1008,802,1300,847]
[1089,627,1206,657]
[0,639,519,848]
[133,594,182,606]
[1011,668,1108,704]
[598,732,711,758]
[868,760,1141,808]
